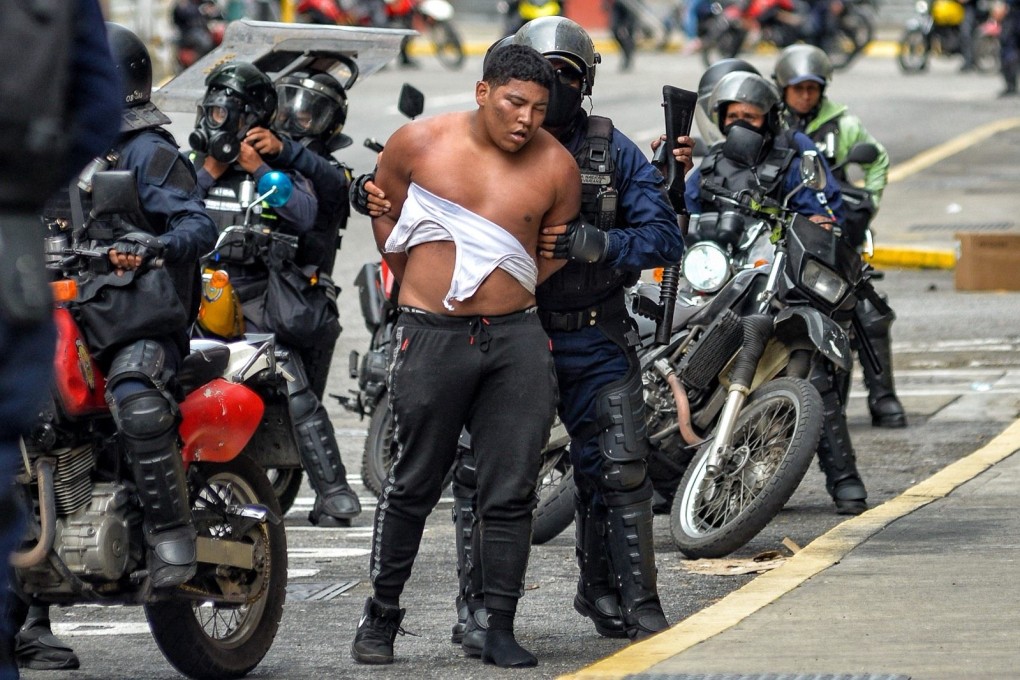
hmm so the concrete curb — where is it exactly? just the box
[557,417,1020,680]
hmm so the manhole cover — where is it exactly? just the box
[286,580,359,602]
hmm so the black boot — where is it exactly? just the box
[573,497,627,638]
[460,604,487,658]
[860,329,906,430]
[450,485,477,644]
[603,484,669,640]
[14,612,79,671]
[816,388,868,515]
[351,597,406,665]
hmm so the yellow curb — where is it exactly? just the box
[868,245,956,270]
[558,418,1020,680]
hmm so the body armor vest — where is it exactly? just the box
[537,115,636,312]
[698,130,798,208]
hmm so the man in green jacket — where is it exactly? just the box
[773,44,907,431]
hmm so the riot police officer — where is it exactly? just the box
[773,44,906,431]
[686,71,870,516]
[12,23,218,670]
[191,62,361,527]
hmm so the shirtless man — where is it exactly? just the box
[350,44,581,669]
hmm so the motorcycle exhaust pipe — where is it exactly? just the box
[10,458,57,568]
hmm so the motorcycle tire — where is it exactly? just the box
[669,377,823,559]
[265,467,303,515]
[427,19,465,70]
[828,9,873,70]
[361,391,453,498]
[973,32,1000,73]
[700,23,745,67]
[146,454,287,680]
[530,446,575,545]
[898,28,930,72]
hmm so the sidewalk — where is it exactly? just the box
[562,418,1020,680]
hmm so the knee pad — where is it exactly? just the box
[106,340,169,392]
[115,390,177,441]
[280,353,320,423]
[600,460,647,495]
[856,295,895,340]
[594,362,649,464]
[452,447,478,498]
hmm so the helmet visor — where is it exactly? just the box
[274,83,341,138]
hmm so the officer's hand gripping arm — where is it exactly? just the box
[551,217,609,263]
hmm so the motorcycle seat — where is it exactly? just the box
[179,341,231,394]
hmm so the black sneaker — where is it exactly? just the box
[351,598,406,665]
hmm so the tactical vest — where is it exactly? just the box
[537,115,636,312]
[697,129,798,209]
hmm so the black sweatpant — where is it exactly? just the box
[370,307,557,616]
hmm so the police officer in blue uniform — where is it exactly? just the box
[685,71,870,517]
[10,23,218,671]
[191,62,361,527]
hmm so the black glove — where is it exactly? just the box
[109,231,165,263]
[349,171,376,216]
[551,218,609,264]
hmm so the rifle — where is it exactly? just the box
[654,85,697,345]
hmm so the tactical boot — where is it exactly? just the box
[351,597,406,665]
[460,606,488,658]
[603,489,669,640]
[816,389,868,515]
[296,411,362,527]
[862,331,907,429]
[573,498,627,638]
[450,486,478,644]
[14,616,80,670]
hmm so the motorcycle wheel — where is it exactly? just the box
[700,23,745,67]
[361,391,454,498]
[427,19,465,70]
[531,446,575,545]
[898,28,930,72]
[146,454,287,680]
[828,10,873,70]
[973,32,1000,73]
[265,467,303,515]
[669,377,823,559]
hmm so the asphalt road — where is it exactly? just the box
[26,46,1020,680]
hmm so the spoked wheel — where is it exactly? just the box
[828,10,873,69]
[265,468,302,515]
[531,444,575,545]
[146,455,287,680]
[898,28,930,72]
[427,19,464,70]
[669,377,823,559]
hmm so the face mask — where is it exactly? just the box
[721,121,766,166]
[189,91,252,164]
[543,74,583,130]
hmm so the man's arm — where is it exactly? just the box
[371,125,415,281]
[837,114,890,209]
[535,148,582,284]
[258,132,350,228]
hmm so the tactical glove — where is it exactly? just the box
[109,231,166,263]
[349,172,375,216]
[552,218,609,264]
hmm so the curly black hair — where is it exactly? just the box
[482,44,554,93]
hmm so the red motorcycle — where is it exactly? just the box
[13,171,287,680]
[171,0,226,73]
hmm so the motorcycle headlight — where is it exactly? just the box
[801,259,849,304]
[915,0,929,12]
[682,241,731,293]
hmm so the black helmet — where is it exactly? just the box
[512,16,600,95]
[773,44,833,89]
[106,22,151,107]
[695,58,761,144]
[709,72,781,135]
[274,70,348,145]
[204,61,277,127]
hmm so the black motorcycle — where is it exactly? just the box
[898,0,1000,72]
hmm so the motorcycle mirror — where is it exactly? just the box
[845,142,880,165]
[398,84,425,120]
[257,171,294,208]
[90,171,140,218]
[799,150,826,191]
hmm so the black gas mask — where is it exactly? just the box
[721,120,766,166]
[189,89,256,164]
[543,67,584,130]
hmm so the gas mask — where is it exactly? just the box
[721,120,766,166]
[189,90,255,164]
[543,68,584,130]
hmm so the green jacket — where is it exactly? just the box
[800,98,890,210]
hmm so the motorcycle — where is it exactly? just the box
[498,0,564,36]
[386,0,465,70]
[700,0,872,69]
[15,170,287,680]
[898,0,999,73]
[171,0,226,73]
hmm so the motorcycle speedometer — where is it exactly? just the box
[801,259,848,304]
[682,241,731,294]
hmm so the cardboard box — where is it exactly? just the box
[954,232,1020,291]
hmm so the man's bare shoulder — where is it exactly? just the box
[532,128,580,182]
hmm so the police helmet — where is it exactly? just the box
[512,17,600,95]
[709,72,781,135]
[772,44,833,90]
[695,58,761,143]
[274,71,348,143]
[106,23,152,107]
[205,62,278,127]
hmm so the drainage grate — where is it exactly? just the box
[286,580,359,602]
[624,675,911,680]
[909,221,1015,232]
